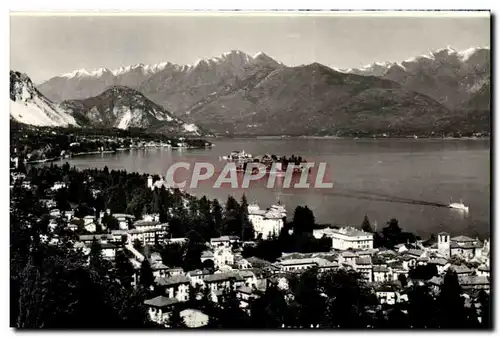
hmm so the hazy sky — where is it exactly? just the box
[10,12,490,83]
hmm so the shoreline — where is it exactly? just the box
[25,145,210,165]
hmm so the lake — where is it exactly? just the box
[45,138,491,239]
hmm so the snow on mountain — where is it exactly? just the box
[342,46,490,109]
[10,71,78,127]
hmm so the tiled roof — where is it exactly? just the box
[451,265,474,274]
[451,235,476,242]
[204,272,238,283]
[144,296,179,308]
[133,220,159,227]
[151,262,169,270]
[428,258,448,266]
[78,234,113,242]
[428,276,443,286]
[406,249,424,257]
[341,251,359,258]
[450,241,482,249]
[211,236,239,242]
[458,275,489,286]
[355,256,372,266]
[155,275,190,286]
[478,265,490,272]
[373,265,389,273]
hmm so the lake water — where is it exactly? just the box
[46,138,491,239]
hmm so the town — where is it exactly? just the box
[10,163,491,329]
[10,122,212,165]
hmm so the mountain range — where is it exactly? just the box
[14,46,491,136]
[10,71,201,135]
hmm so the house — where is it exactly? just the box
[210,236,240,248]
[355,256,373,282]
[187,269,211,288]
[237,257,273,270]
[236,286,261,309]
[50,181,66,191]
[165,237,188,245]
[458,275,490,291]
[111,230,128,243]
[374,283,399,305]
[451,265,474,276]
[438,232,483,259]
[63,210,74,221]
[200,250,215,264]
[277,257,337,273]
[132,220,163,231]
[248,203,286,239]
[203,272,243,293]
[83,215,96,225]
[101,242,118,260]
[314,227,373,251]
[450,236,483,259]
[164,268,185,277]
[399,254,417,270]
[373,265,391,282]
[476,265,490,277]
[338,251,359,266]
[143,213,160,222]
[144,296,179,326]
[214,247,234,269]
[151,261,170,278]
[112,213,135,230]
[127,228,166,246]
[428,257,450,274]
[155,275,191,302]
[49,209,61,217]
[78,234,113,244]
[238,270,258,288]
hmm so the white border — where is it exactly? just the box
[3,1,497,337]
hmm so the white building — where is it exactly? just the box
[214,247,234,269]
[314,227,373,251]
[144,296,179,326]
[248,203,286,239]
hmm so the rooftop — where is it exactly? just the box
[133,220,159,227]
[451,235,477,243]
[155,275,190,287]
[144,296,179,308]
[211,236,240,242]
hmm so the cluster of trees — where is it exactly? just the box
[242,205,331,262]
[10,186,156,328]
[359,215,420,249]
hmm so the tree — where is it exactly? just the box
[292,268,324,327]
[89,238,104,274]
[211,199,223,236]
[249,284,288,328]
[292,206,315,234]
[437,269,467,328]
[477,290,491,329]
[239,194,255,241]
[361,214,373,232]
[114,250,135,288]
[139,259,154,290]
[398,274,408,288]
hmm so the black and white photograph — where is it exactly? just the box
[9,10,491,329]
